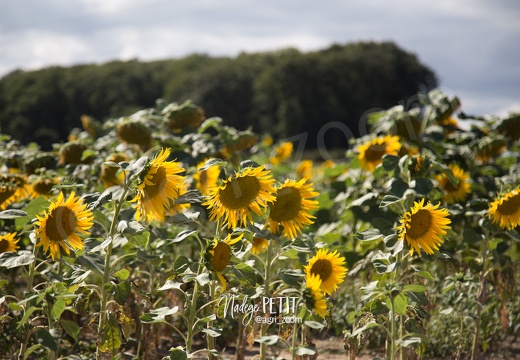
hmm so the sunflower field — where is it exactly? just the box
[0,90,519,360]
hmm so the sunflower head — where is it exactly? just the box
[0,174,28,207]
[0,233,20,254]
[81,115,103,138]
[269,142,293,165]
[304,248,347,295]
[488,188,520,230]
[475,137,507,162]
[397,199,451,256]
[164,101,206,131]
[59,142,92,165]
[100,153,128,188]
[24,154,57,175]
[29,178,56,199]
[251,237,268,255]
[116,120,152,148]
[394,115,423,141]
[358,135,401,171]
[34,191,94,260]
[267,179,319,239]
[194,159,221,196]
[496,114,520,141]
[409,155,431,177]
[205,234,244,289]
[297,160,313,179]
[131,148,186,223]
[0,185,17,210]
[222,133,259,157]
[435,164,471,204]
[304,273,328,318]
[203,166,276,229]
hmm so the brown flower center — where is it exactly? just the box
[144,166,167,199]
[496,193,520,215]
[45,206,77,241]
[311,259,333,282]
[364,143,387,162]
[0,239,10,253]
[219,175,260,210]
[211,242,231,272]
[407,209,432,239]
[444,178,460,192]
[33,180,54,195]
[269,187,302,222]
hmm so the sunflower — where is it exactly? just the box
[435,164,471,203]
[476,137,507,162]
[131,148,186,222]
[59,142,92,165]
[304,273,328,318]
[0,185,17,210]
[34,191,94,260]
[297,160,313,179]
[397,199,451,256]
[194,159,221,196]
[100,153,127,188]
[269,142,293,165]
[304,248,347,295]
[116,120,152,148]
[488,189,520,230]
[266,179,319,239]
[205,233,244,289]
[28,178,56,199]
[204,166,275,229]
[250,237,268,255]
[357,135,401,171]
[0,233,20,254]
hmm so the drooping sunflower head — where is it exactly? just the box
[0,233,20,254]
[34,191,94,260]
[358,135,401,171]
[250,237,268,255]
[131,148,186,223]
[475,137,507,162]
[222,133,259,158]
[0,185,17,210]
[0,174,29,208]
[205,233,244,289]
[304,248,347,295]
[397,199,451,256]
[203,166,276,229]
[296,160,313,179]
[488,188,520,230]
[163,101,206,131]
[438,117,459,135]
[100,153,128,188]
[29,178,56,199]
[116,120,152,148]
[304,273,328,318]
[496,114,520,141]
[408,155,431,178]
[194,159,221,196]
[269,142,293,165]
[59,142,92,165]
[267,179,319,239]
[435,164,471,204]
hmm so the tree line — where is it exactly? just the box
[0,41,437,149]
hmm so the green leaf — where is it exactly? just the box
[414,270,435,281]
[168,230,197,244]
[158,280,184,292]
[169,347,188,360]
[0,209,27,219]
[198,158,227,171]
[412,179,433,195]
[202,327,222,338]
[125,230,150,248]
[402,285,428,293]
[114,281,132,305]
[379,195,403,208]
[51,298,66,321]
[233,263,258,286]
[198,117,223,133]
[23,344,41,360]
[255,335,279,345]
[15,196,49,228]
[0,250,35,269]
[60,319,80,341]
[36,329,58,352]
[114,269,130,281]
[356,229,383,242]
[18,306,38,329]
[391,293,408,315]
[99,315,122,353]
[295,347,317,356]
[277,269,304,287]
[382,154,400,171]
[140,306,179,323]
[304,320,326,330]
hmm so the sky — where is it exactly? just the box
[1,0,519,116]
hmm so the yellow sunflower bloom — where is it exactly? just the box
[267,179,319,239]
[357,135,401,171]
[0,185,17,210]
[0,174,28,208]
[203,166,275,229]
[304,248,347,295]
[435,164,471,204]
[206,233,244,289]
[28,178,56,199]
[269,142,293,165]
[34,192,94,260]
[194,159,221,196]
[251,237,268,255]
[131,148,186,223]
[0,233,20,254]
[488,189,520,230]
[304,273,328,318]
[296,160,313,179]
[397,199,451,256]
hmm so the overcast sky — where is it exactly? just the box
[1,0,519,116]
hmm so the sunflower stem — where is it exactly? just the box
[96,184,131,360]
[471,229,490,360]
[207,279,216,360]
[26,245,39,292]
[186,262,203,354]
[260,239,273,360]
